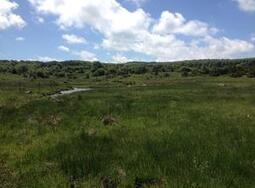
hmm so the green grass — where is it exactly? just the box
[0,74,255,187]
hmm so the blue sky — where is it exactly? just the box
[0,0,255,62]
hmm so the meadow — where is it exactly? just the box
[0,73,255,188]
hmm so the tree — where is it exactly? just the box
[91,62,103,72]
[92,68,106,77]
[16,65,28,75]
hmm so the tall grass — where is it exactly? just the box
[0,76,254,187]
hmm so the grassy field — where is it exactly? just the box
[0,74,255,188]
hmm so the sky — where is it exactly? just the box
[0,0,255,63]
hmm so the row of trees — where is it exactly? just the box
[0,58,255,79]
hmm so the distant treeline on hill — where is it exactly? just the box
[0,58,255,79]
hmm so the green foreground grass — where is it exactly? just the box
[0,75,255,187]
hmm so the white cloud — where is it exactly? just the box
[152,11,218,37]
[58,45,70,52]
[36,56,59,62]
[28,0,254,61]
[74,50,98,61]
[16,36,25,41]
[102,29,254,61]
[57,45,97,61]
[0,0,26,30]
[37,17,44,23]
[234,0,255,12]
[93,43,100,50]
[112,54,131,63]
[251,33,255,42]
[28,0,152,33]
[62,34,86,44]
[203,36,254,58]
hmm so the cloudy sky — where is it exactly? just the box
[0,0,255,62]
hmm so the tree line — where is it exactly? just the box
[0,58,254,79]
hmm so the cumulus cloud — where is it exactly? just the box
[234,0,255,12]
[58,45,70,52]
[57,44,97,61]
[28,0,152,33]
[74,50,98,61]
[0,0,26,30]
[36,56,59,62]
[112,54,132,63]
[62,34,86,44]
[28,0,254,61]
[152,11,218,37]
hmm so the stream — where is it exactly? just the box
[51,88,92,97]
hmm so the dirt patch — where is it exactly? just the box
[102,115,119,126]
[100,176,119,188]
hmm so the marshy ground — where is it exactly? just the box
[0,74,254,187]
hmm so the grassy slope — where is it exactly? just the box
[0,74,255,187]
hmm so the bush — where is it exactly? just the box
[16,65,28,75]
[92,68,106,77]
